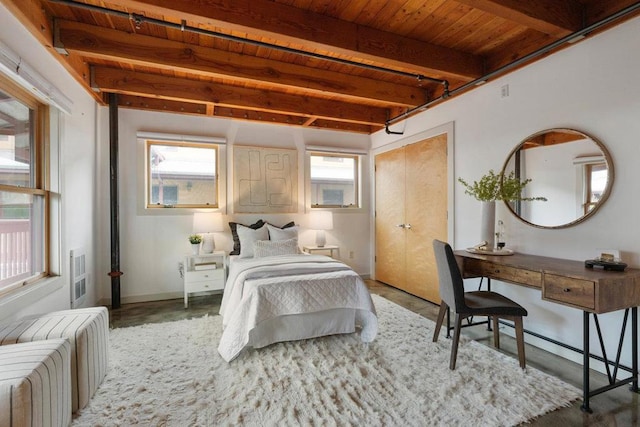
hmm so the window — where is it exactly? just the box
[146,141,219,208]
[583,162,607,214]
[0,77,49,296]
[309,152,359,208]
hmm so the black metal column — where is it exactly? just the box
[633,307,639,392]
[108,93,122,308]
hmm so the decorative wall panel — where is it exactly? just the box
[233,146,298,213]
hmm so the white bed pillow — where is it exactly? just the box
[253,238,300,258]
[237,223,269,258]
[267,223,299,241]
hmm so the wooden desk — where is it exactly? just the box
[455,250,640,412]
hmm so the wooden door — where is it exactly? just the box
[374,134,448,303]
[374,148,406,289]
[404,134,448,302]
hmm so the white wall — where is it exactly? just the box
[96,110,372,304]
[0,3,99,322]
[372,16,640,369]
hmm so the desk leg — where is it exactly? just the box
[581,311,592,413]
[485,278,492,332]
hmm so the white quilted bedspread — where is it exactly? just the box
[218,254,378,362]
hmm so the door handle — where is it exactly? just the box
[405,223,412,229]
[396,224,406,228]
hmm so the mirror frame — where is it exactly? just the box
[501,128,615,229]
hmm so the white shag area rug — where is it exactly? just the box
[72,295,580,426]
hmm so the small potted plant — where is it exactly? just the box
[458,170,546,251]
[188,234,202,255]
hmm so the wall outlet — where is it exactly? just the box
[501,84,509,98]
[349,251,354,259]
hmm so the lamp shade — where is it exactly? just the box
[309,210,333,230]
[192,212,224,254]
[309,211,333,247]
[192,212,224,233]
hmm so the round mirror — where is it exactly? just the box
[501,128,614,229]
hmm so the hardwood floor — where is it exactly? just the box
[108,280,639,426]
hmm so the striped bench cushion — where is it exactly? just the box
[0,339,71,427]
[0,307,109,413]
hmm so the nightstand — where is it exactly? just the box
[183,251,227,308]
[302,245,340,259]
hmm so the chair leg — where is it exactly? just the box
[433,303,448,342]
[514,316,526,369]
[492,316,500,349]
[450,313,463,370]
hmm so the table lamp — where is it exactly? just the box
[309,210,333,247]
[193,212,224,253]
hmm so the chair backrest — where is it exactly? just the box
[432,239,467,313]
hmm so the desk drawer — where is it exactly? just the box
[543,274,594,309]
[464,259,541,288]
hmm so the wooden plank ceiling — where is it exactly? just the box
[3,0,639,133]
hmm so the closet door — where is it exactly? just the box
[374,148,406,289]
[404,134,448,302]
[374,134,448,303]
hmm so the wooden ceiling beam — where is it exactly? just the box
[214,106,306,126]
[92,0,484,80]
[307,118,374,134]
[53,19,425,107]
[456,0,584,37]
[90,66,389,125]
[116,94,208,115]
[212,107,372,133]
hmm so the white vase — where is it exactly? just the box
[480,201,496,250]
[191,244,200,255]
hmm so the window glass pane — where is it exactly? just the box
[148,143,218,207]
[322,189,344,205]
[0,90,33,187]
[310,154,357,207]
[0,191,45,290]
[585,163,607,213]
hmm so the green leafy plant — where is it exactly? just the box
[458,169,547,202]
[188,234,203,244]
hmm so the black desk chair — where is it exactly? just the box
[432,239,528,369]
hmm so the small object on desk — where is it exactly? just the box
[466,245,514,256]
[584,259,627,271]
[473,240,488,250]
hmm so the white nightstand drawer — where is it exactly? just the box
[186,278,225,292]
[186,270,224,282]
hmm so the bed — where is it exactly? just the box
[217,234,378,362]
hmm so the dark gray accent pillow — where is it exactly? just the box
[229,219,265,255]
[268,221,295,230]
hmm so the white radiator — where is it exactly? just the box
[70,248,87,308]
